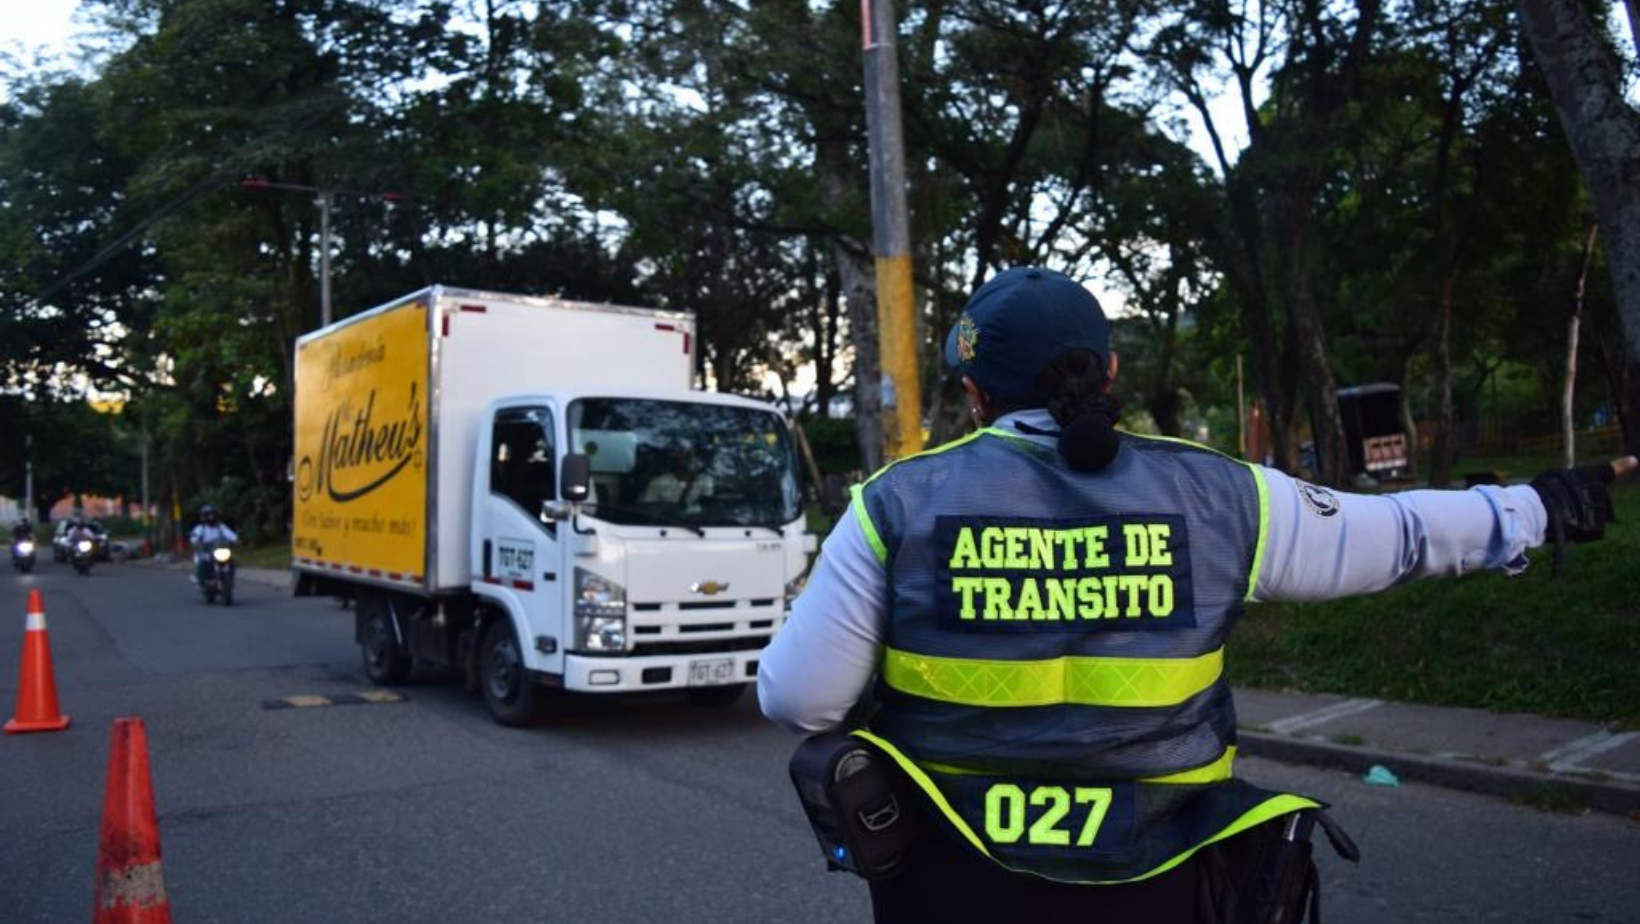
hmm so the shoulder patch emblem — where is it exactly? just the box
[955,313,980,362]
[1298,482,1340,518]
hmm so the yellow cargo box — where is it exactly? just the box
[292,298,430,585]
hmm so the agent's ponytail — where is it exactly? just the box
[1037,350,1120,472]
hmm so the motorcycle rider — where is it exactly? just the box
[189,505,239,585]
[11,518,32,542]
[67,518,99,567]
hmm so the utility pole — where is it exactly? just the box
[241,179,403,330]
[140,430,151,551]
[318,190,334,327]
[861,0,923,459]
[1236,354,1246,458]
[23,434,33,523]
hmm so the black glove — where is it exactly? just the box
[1531,464,1618,544]
[1531,464,1621,577]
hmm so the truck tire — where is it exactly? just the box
[480,618,547,727]
[359,593,411,686]
[686,683,748,708]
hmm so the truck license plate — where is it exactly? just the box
[687,658,736,687]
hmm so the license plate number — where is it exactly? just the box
[687,658,737,687]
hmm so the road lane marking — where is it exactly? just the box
[1263,698,1384,735]
[1540,731,1639,773]
[262,691,407,710]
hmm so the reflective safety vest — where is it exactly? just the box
[852,427,1318,883]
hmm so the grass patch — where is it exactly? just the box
[1227,483,1640,726]
[1330,733,1367,747]
[236,541,292,571]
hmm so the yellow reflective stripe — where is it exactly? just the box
[861,428,991,489]
[978,426,1036,447]
[1141,746,1236,784]
[849,485,888,566]
[853,730,1318,885]
[852,729,998,861]
[921,746,1235,785]
[1243,463,1270,602]
[1117,793,1320,885]
[882,647,1224,708]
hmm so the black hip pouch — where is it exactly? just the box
[788,733,922,880]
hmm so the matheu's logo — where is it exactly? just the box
[297,383,425,504]
[690,581,730,596]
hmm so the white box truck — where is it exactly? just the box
[291,286,815,725]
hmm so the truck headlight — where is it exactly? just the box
[16,541,33,555]
[573,568,627,653]
[212,547,233,563]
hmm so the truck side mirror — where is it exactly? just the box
[561,453,592,503]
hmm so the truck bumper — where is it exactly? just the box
[561,649,764,693]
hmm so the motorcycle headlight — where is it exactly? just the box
[572,568,627,653]
[76,540,93,552]
[16,541,33,555]
[212,547,233,563]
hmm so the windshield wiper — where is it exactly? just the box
[580,503,707,538]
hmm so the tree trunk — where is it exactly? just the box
[815,255,841,418]
[1429,274,1458,486]
[1397,353,1420,479]
[835,241,884,474]
[1519,0,1640,456]
[1278,165,1351,486]
[1564,224,1601,467]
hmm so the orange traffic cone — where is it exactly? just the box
[94,717,174,924]
[5,588,70,734]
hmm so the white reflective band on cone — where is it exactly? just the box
[25,612,46,631]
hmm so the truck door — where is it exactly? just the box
[476,404,564,675]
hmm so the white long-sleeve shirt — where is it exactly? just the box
[758,409,1548,734]
[190,523,239,547]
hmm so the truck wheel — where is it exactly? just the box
[686,683,747,708]
[480,619,547,727]
[360,595,411,685]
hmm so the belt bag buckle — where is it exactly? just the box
[788,733,922,880]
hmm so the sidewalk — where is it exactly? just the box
[1233,687,1640,815]
[121,557,1640,814]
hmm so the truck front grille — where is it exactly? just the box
[631,637,768,656]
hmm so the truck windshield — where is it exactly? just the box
[567,398,801,529]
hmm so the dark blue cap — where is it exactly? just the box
[943,267,1110,403]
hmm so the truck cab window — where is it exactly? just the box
[491,407,555,517]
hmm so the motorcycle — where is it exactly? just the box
[71,537,96,576]
[199,541,236,606]
[10,538,36,573]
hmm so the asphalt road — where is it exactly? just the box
[2,561,1636,923]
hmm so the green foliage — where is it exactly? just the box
[1228,485,1640,725]
[799,415,864,477]
[0,0,1625,545]
[0,396,140,520]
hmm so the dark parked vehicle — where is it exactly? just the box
[1337,383,1410,479]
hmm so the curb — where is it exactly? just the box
[125,556,292,591]
[1238,729,1640,816]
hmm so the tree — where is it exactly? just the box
[1518,0,1640,455]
